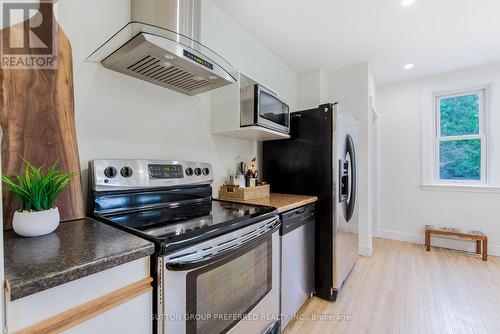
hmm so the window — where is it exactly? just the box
[435,89,487,183]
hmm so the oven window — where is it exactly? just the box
[259,90,289,127]
[186,237,272,334]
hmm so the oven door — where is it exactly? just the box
[255,86,290,134]
[159,216,281,334]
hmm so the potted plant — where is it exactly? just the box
[2,160,76,237]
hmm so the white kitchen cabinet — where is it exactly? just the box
[66,292,152,334]
[6,257,152,334]
[210,71,290,141]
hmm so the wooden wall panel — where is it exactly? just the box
[0,2,85,229]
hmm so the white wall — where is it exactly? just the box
[378,63,500,255]
[201,2,297,110]
[297,69,328,110]
[328,64,373,256]
[55,0,297,197]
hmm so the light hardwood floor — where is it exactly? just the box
[283,238,500,334]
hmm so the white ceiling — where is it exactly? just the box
[212,0,500,84]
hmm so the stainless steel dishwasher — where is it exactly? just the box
[280,203,315,330]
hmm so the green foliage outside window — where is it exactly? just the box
[440,140,481,180]
[440,94,479,136]
[439,94,481,181]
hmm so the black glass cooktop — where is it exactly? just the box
[100,200,276,254]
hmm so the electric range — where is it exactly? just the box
[88,159,281,334]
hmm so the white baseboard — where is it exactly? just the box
[359,245,373,257]
[379,229,500,257]
[379,229,422,244]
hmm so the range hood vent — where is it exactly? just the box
[87,0,236,96]
[128,55,211,93]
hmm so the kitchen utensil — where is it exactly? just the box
[239,162,246,175]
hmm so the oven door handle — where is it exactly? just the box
[166,217,279,271]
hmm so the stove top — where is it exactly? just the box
[99,200,275,253]
[88,159,277,254]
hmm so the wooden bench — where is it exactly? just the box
[425,225,488,261]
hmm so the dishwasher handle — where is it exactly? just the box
[280,204,315,236]
[293,207,307,215]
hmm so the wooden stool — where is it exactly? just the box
[425,225,488,261]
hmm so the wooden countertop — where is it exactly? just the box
[219,193,318,213]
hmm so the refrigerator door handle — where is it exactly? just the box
[339,159,349,203]
[345,134,357,222]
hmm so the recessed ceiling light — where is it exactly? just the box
[404,63,414,70]
[401,0,416,6]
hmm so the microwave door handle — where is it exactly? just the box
[166,219,279,271]
[254,84,260,124]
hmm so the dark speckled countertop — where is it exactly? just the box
[4,217,155,301]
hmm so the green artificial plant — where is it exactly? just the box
[2,159,76,212]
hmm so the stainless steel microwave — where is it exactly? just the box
[240,74,290,134]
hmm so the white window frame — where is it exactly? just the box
[433,88,488,185]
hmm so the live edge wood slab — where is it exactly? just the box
[0,1,85,229]
[218,193,318,213]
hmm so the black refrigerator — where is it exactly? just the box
[263,102,359,301]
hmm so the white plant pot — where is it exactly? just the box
[13,207,60,237]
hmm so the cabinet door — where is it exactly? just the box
[6,258,152,333]
[67,291,152,334]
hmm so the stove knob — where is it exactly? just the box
[120,166,133,178]
[194,168,202,176]
[202,168,210,176]
[104,166,117,178]
[185,167,194,176]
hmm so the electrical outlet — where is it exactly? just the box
[466,213,474,223]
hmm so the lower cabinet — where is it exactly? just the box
[66,291,152,334]
[6,257,152,334]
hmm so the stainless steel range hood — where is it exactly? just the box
[87,0,237,96]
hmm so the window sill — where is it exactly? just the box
[421,184,500,194]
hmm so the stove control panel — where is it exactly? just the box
[90,159,213,191]
[148,164,184,179]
